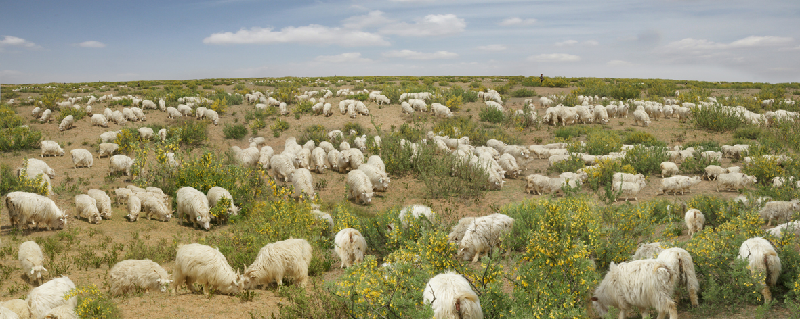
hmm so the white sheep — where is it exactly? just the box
[39,109,52,123]
[99,131,119,143]
[612,180,645,201]
[657,247,700,307]
[244,238,312,288]
[138,195,170,222]
[126,194,142,222]
[447,217,476,245]
[310,147,328,173]
[258,146,275,169]
[207,187,239,217]
[591,260,677,319]
[176,104,192,116]
[57,116,74,131]
[631,242,664,260]
[97,143,119,158]
[716,172,757,192]
[327,149,341,172]
[19,241,47,286]
[122,108,137,121]
[458,214,514,262]
[166,107,182,119]
[109,259,172,296]
[293,148,312,169]
[109,155,134,177]
[660,161,679,177]
[394,205,435,231]
[0,299,27,319]
[768,221,800,237]
[401,101,415,114]
[335,228,367,268]
[704,165,727,180]
[5,192,67,231]
[88,114,108,128]
[525,174,549,195]
[176,187,211,230]
[431,103,453,118]
[422,272,483,319]
[27,276,77,319]
[347,170,374,205]
[633,109,652,127]
[660,175,701,195]
[701,150,722,162]
[357,163,389,192]
[69,149,92,169]
[684,208,704,237]
[498,153,521,178]
[738,237,781,303]
[75,194,101,224]
[131,107,146,121]
[205,109,219,125]
[759,200,800,226]
[232,146,260,167]
[270,154,295,182]
[343,148,364,171]
[290,168,315,200]
[172,243,244,296]
[40,141,65,157]
[138,127,154,140]
[20,158,55,179]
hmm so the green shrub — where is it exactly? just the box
[743,155,784,186]
[300,124,328,145]
[271,118,290,137]
[622,145,669,175]
[621,130,666,147]
[511,88,537,97]
[583,130,622,155]
[0,105,25,129]
[553,125,592,140]
[680,153,721,174]
[733,127,762,140]
[173,119,208,146]
[0,164,49,196]
[0,126,42,152]
[65,285,122,319]
[692,104,746,132]
[294,101,314,114]
[548,154,585,174]
[479,106,505,123]
[432,116,520,146]
[113,128,141,154]
[223,124,247,140]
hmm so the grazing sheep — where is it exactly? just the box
[122,108,138,122]
[716,172,757,192]
[109,155,134,176]
[27,276,77,319]
[258,146,275,169]
[498,153,522,178]
[738,237,781,303]
[204,109,219,125]
[422,272,483,319]
[0,299,28,319]
[99,131,119,143]
[343,148,365,171]
[704,165,727,180]
[310,147,328,173]
[19,158,55,179]
[290,168,315,200]
[447,217,476,245]
[612,180,645,201]
[176,187,211,230]
[701,151,722,162]
[357,163,389,192]
[158,128,167,142]
[660,161,679,177]
[685,208,705,237]
[172,243,244,296]
[458,214,514,262]
[633,109,652,127]
[346,170,374,205]
[632,242,664,260]
[176,104,192,116]
[759,200,800,226]
[69,149,93,168]
[660,175,702,195]
[431,103,453,118]
[57,116,74,132]
[131,107,146,121]
[126,195,141,222]
[207,187,239,217]
[140,195,171,222]
[75,194,101,224]
[109,260,172,296]
[326,149,341,172]
[401,101,415,114]
[97,143,119,158]
[657,247,700,307]
[768,221,800,237]
[293,148,312,169]
[40,141,65,157]
[270,154,295,182]
[244,238,312,288]
[5,192,67,231]
[138,127,154,140]
[19,241,47,286]
[525,174,549,195]
[166,107,182,119]
[249,137,267,148]
[232,146,260,167]
[591,260,677,319]
[334,228,367,268]
[39,109,52,123]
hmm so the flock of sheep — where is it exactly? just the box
[3,81,800,319]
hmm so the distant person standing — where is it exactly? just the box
[540,74,544,84]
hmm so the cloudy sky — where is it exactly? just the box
[1,0,798,84]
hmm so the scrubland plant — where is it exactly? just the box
[56,106,87,122]
[223,123,247,139]
[622,144,669,175]
[680,152,721,174]
[548,154,585,174]
[691,104,746,132]
[743,155,784,186]
[479,106,505,124]
[0,164,50,196]
[65,284,121,319]
[0,105,41,151]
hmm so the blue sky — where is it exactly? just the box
[1,0,798,84]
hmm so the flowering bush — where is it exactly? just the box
[65,284,121,319]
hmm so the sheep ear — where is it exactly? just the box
[197,216,202,221]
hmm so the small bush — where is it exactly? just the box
[622,145,669,175]
[583,130,622,155]
[553,125,592,140]
[300,124,327,145]
[294,101,314,114]
[680,153,720,174]
[173,119,208,146]
[271,119,290,137]
[511,88,537,97]
[733,127,762,140]
[622,130,666,147]
[692,104,746,132]
[223,124,247,140]
[65,285,122,319]
[342,122,366,136]
[479,106,505,123]
[743,155,783,186]
[548,154,585,174]
[0,126,41,152]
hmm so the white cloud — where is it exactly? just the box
[555,40,598,47]
[78,41,106,48]
[342,10,391,30]
[607,60,632,66]
[382,50,458,60]
[315,52,371,63]
[729,36,793,47]
[203,25,390,46]
[527,53,581,62]
[585,40,599,46]
[499,17,536,26]
[476,44,506,52]
[0,70,22,76]
[663,35,794,52]
[0,36,39,50]
[381,14,465,37]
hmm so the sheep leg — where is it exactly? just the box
[689,288,699,307]
[762,286,772,303]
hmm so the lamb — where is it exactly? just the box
[258,146,274,169]
[108,260,172,296]
[166,107,182,119]
[69,149,93,169]
[422,272,483,319]
[176,187,211,230]
[19,241,47,286]
[109,155,134,176]
[633,109,652,127]
[97,143,119,158]
[57,115,74,131]
[759,200,800,226]
[290,168,315,200]
[244,238,312,288]
[631,242,664,260]
[40,141,65,157]
[660,161,679,177]
[75,194,101,224]
[138,127,154,140]
[738,237,781,303]
[704,165,727,180]
[657,247,700,307]
[684,208,705,237]
[207,187,239,217]
[357,163,390,192]
[0,299,28,319]
[39,109,52,123]
[270,154,295,182]
[498,153,522,178]
[458,214,514,262]
[5,192,67,231]
[27,276,77,319]
[334,228,367,268]
[346,170,374,205]
[767,221,800,237]
[591,260,677,319]
[99,131,119,143]
[172,243,244,296]
[716,172,757,192]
